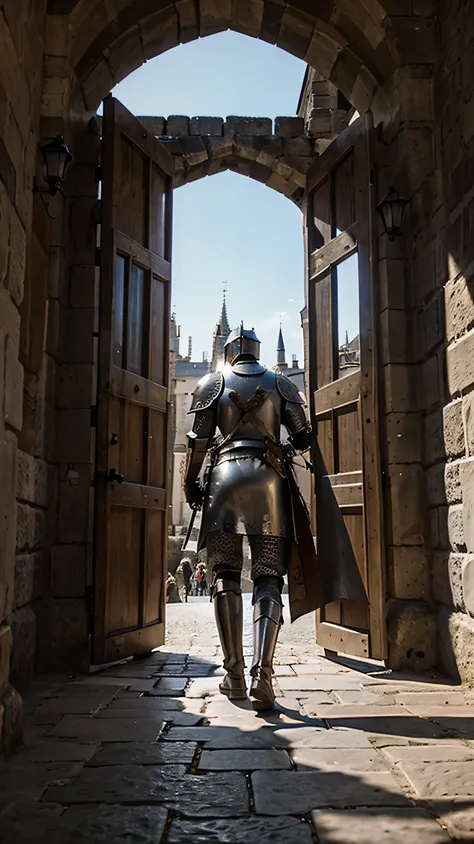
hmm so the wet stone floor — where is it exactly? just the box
[1,596,474,842]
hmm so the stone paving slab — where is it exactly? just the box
[185,677,222,697]
[167,816,314,843]
[291,747,390,772]
[48,716,164,742]
[382,744,474,764]
[0,762,83,812]
[14,741,100,763]
[277,676,364,691]
[397,760,474,798]
[252,769,409,814]
[0,801,169,844]
[322,714,452,740]
[162,725,289,749]
[86,741,198,767]
[430,800,474,842]
[93,708,203,727]
[199,749,292,770]
[44,767,250,816]
[311,808,452,843]
[105,696,183,711]
[150,678,188,695]
[33,697,112,716]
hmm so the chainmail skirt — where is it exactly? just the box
[206,530,288,579]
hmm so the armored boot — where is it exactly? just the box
[249,578,283,711]
[213,576,247,700]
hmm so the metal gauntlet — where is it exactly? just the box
[183,431,208,507]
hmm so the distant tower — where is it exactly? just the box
[187,336,192,360]
[211,286,231,371]
[170,311,181,359]
[277,323,287,370]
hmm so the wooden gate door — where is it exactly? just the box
[92,97,174,664]
[306,115,386,661]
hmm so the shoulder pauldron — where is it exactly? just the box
[188,371,224,413]
[276,374,305,405]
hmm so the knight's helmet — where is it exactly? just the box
[224,322,261,364]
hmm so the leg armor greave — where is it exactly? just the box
[213,574,247,700]
[249,577,283,711]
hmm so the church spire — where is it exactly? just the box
[218,285,230,334]
[277,323,286,367]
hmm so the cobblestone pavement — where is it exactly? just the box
[1,597,474,842]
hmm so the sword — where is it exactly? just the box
[181,503,199,551]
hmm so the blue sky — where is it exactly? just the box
[113,32,359,365]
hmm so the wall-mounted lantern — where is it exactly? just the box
[376,187,409,241]
[37,136,72,196]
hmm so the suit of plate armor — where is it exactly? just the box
[183,324,311,710]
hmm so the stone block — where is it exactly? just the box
[4,336,23,432]
[387,546,429,600]
[57,463,91,544]
[274,117,304,138]
[447,328,474,396]
[57,364,94,409]
[252,769,406,814]
[137,116,166,136]
[1,804,168,843]
[462,555,474,616]
[16,451,48,506]
[384,364,418,413]
[378,259,406,312]
[0,430,18,619]
[431,551,466,610]
[386,413,422,463]
[277,10,313,59]
[448,504,465,551]
[461,457,474,551]
[445,275,474,344]
[445,460,462,504]
[190,116,223,136]
[424,409,445,465]
[225,116,272,136]
[0,287,20,346]
[418,292,443,359]
[308,112,332,136]
[50,545,87,598]
[463,391,474,456]
[312,808,451,844]
[386,599,437,672]
[168,817,312,844]
[10,605,37,690]
[380,308,409,365]
[425,462,446,508]
[14,552,42,609]
[387,464,424,545]
[38,599,88,673]
[0,624,12,694]
[7,207,26,308]
[443,398,464,458]
[16,503,45,553]
[69,265,97,309]
[55,409,91,463]
[140,7,179,62]
[438,606,474,684]
[0,684,22,753]
[421,352,442,412]
[60,308,95,364]
[166,115,190,136]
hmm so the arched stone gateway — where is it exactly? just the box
[42,0,410,123]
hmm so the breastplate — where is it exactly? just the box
[216,364,282,444]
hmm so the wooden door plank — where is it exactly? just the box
[317,622,369,658]
[314,369,360,415]
[115,231,171,281]
[110,482,166,510]
[310,224,358,281]
[110,367,167,411]
[331,482,363,508]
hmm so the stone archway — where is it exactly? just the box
[42,0,406,127]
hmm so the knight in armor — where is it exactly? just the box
[183,322,366,710]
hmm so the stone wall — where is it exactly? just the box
[0,0,48,750]
[433,0,474,682]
